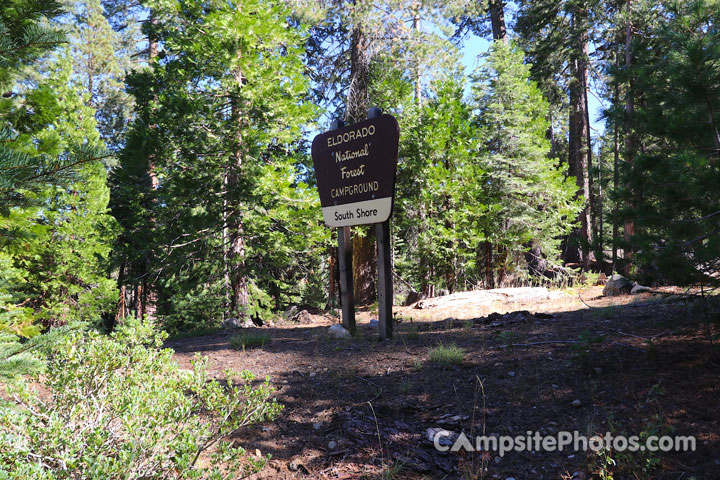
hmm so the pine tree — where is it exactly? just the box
[471,41,582,283]
[111,0,324,329]
[619,0,720,286]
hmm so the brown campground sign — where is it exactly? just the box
[311,114,400,227]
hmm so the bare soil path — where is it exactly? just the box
[167,287,720,479]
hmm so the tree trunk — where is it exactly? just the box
[352,230,376,305]
[412,1,422,105]
[347,12,377,305]
[565,6,593,268]
[484,239,494,289]
[489,0,506,41]
[623,0,635,275]
[228,55,249,317]
[612,36,621,271]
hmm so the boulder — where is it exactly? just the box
[631,284,652,294]
[222,317,254,329]
[602,274,633,296]
[283,305,299,320]
[403,290,425,306]
[327,324,351,339]
[289,309,313,324]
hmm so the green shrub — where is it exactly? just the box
[0,318,282,479]
[230,331,272,350]
[428,343,465,366]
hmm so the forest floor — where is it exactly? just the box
[168,286,720,480]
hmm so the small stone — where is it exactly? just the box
[309,372,316,378]
[505,477,516,480]
[571,399,582,408]
[312,422,323,430]
[255,449,262,457]
[327,440,337,450]
[551,384,559,389]
[568,454,575,459]
[508,371,516,377]
[327,324,351,339]
[368,319,379,327]
[593,367,602,374]
[494,456,501,464]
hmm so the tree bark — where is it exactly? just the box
[565,5,593,269]
[228,54,249,317]
[623,0,635,274]
[612,36,621,270]
[484,239,494,289]
[489,0,506,41]
[347,10,377,305]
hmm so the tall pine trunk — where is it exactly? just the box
[228,53,249,317]
[347,14,377,305]
[565,6,593,269]
[131,12,160,320]
[489,0,506,41]
[623,0,635,274]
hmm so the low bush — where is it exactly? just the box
[0,318,282,479]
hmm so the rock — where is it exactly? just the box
[631,284,652,294]
[312,422,323,430]
[368,319,379,328]
[593,367,603,374]
[439,289,450,296]
[222,317,254,329]
[327,440,337,450]
[309,372,316,378]
[508,371,516,377]
[534,312,555,320]
[571,399,582,408]
[603,274,634,296]
[551,384,559,389]
[426,427,458,446]
[283,305,299,320]
[404,290,424,306]
[328,324,351,339]
[414,300,429,309]
[290,309,313,324]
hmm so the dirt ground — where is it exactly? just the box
[167,287,720,479]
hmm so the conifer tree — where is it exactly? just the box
[112,0,325,328]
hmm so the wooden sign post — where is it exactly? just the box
[312,108,400,339]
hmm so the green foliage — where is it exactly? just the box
[427,343,465,365]
[618,0,720,286]
[230,331,272,351]
[392,41,580,293]
[111,0,328,329]
[472,41,582,263]
[571,329,605,371]
[0,318,282,478]
[2,55,117,327]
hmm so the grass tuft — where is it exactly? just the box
[230,331,271,351]
[428,343,464,366]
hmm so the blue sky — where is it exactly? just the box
[460,33,606,140]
